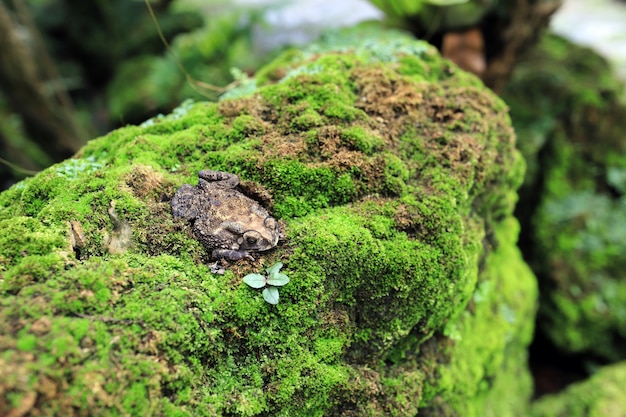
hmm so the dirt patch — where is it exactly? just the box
[123,165,171,201]
[352,66,425,143]
[352,68,510,197]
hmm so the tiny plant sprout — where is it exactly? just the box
[242,262,290,305]
[262,287,280,304]
[266,262,290,286]
[242,273,266,288]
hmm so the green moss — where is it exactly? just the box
[413,217,537,416]
[292,108,324,130]
[285,201,472,360]
[530,362,626,417]
[340,126,385,155]
[0,216,66,263]
[0,26,531,416]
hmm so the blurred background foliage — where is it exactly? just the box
[0,0,277,189]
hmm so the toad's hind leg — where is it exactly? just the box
[198,170,239,189]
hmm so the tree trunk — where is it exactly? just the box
[0,1,84,162]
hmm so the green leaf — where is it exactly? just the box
[243,274,267,288]
[262,287,279,304]
[267,273,290,287]
[266,262,283,277]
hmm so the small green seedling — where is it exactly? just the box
[243,262,290,305]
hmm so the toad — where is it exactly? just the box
[171,170,280,260]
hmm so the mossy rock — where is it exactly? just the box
[504,33,626,360]
[530,361,626,417]
[0,27,534,416]
[417,217,537,417]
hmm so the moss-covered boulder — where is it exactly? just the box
[530,361,626,417]
[0,27,535,416]
[504,34,626,361]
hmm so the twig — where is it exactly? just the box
[143,0,240,97]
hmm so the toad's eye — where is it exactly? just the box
[243,230,262,247]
